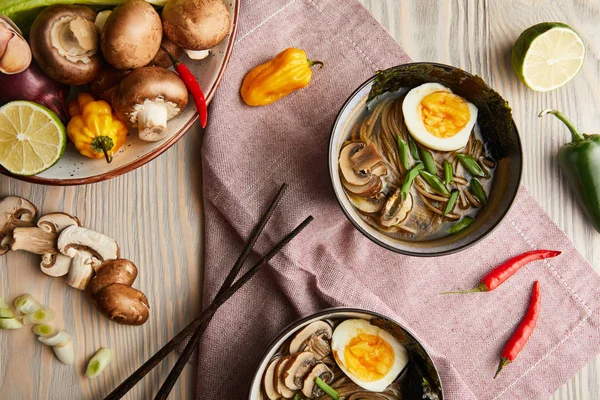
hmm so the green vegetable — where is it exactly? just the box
[0,0,167,33]
[401,163,424,197]
[419,171,450,195]
[0,296,23,330]
[443,190,459,216]
[408,136,420,161]
[444,161,453,184]
[315,377,344,400]
[540,109,600,233]
[13,294,42,315]
[419,146,436,174]
[470,178,488,206]
[456,154,486,177]
[86,348,114,379]
[449,216,474,234]
[32,324,56,337]
[22,307,55,325]
[397,136,410,170]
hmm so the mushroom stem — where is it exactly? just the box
[11,227,57,254]
[138,102,169,141]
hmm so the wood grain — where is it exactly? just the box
[0,1,598,399]
[356,0,599,399]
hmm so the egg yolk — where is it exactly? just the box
[419,91,470,138]
[343,332,394,382]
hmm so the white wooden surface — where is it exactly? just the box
[0,1,598,399]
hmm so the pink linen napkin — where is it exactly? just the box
[196,0,600,398]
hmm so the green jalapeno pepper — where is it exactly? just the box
[540,109,600,233]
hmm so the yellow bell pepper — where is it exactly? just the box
[241,48,323,106]
[66,93,127,163]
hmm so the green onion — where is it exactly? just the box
[419,171,450,195]
[13,294,42,315]
[449,216,475,234]
[32,324,56,337]
[0,296,22,329]
[443,190,459,216]
[470,178,488,206]
[419,146,436,174]
[86,348,114,379]
[315,377,344,400]
[22,307,55,325]
[401,163,424,197]
[408,136,420,161]
[444,161,453,185]
[397,136,410,170]
[456,154,486,177]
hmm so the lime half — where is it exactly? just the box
[512,22,585,92]
[0,101,66,176]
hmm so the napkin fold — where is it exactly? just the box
[197,0,600,398]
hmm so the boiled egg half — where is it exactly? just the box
[402,82,478,151]
[331,319,408,392]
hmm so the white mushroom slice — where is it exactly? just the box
[342,176,382,197]
[346,192,386,214]
[58,226,119,290]
[289,321,333,359]
[0,196,37,255]
[263,356,282,400]
[283,352,316,391]
[302,363,334,398]
[339,142,388,186]
[38,213,80,277]
[53,338,75,365]
[274,356,295,398]
[380,191,413,227]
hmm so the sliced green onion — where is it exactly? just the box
[419,146,436,174]
[456,154,485,177]
[38,330,70,347]
[470,178,488,206]
[408,136,420,161]
[315,376,343,400]
[419,171,450,195]
[53,339,74,365]
[13,294,42,315]
[397,136,410,170]
[444,161,453,185]
[0,296,13,318]
[401,163,424,197]
[443,190,460,216]
[86,348,114,379]
[22,308,55,325]
[32,324,56,337]
[0,317,23,329]
[449,216,475,234]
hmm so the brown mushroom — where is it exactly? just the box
[380,190,413,227]
[162,0,231,51]
[87,258,137,296]
[101,0,162,70]
[0,16,32,74]
[301,363,334,398]
[289,321,333,360]
[112,66,188,142]
[148,36,183,69]
[0,196,37,255]
[262,356,282,400]
[283,351,316,391]
[88,65,130,104]
[342,176,382,197]
[346,192,387,214]
[339,141,388,186]
[29,5,102,85]
[274,356,295,398]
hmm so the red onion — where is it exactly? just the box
[0,60,69,123]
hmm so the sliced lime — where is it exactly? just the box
[0,101,66,176]
[512,22,585,92]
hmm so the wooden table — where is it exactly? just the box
[0,1,598,399]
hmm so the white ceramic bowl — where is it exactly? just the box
[0,0,239,185]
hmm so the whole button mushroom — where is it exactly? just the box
[101,0,162,70]
[112,66,189,142]
[29,5,102,85]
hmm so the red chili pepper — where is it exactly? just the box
[163,48,208,128]
[494,281,541,378]
[441,250,560,294]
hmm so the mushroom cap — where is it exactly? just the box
[88,258,138,296]
[38,212,81,233]
[381,191,413,227]
[283,351,316,390]
[289,320,333,355]
[0,196,37,255]
[162,0,231,51]
[113,66,189,127]
[148,35,182,69]
[339,141,388,186]
[262,356,282,400]
[347,192,386,214]
[101,0,162,70]
[57,225,119,262]
[29,5,102,85]
[274,356,296,398]
[94,283,149,325]
[301,363,334,398]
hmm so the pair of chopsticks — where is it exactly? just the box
[104,183,312,400]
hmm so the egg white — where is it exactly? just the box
[331,319,408,392]
[402,82,478,151]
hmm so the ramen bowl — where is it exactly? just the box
[249,308,443,400]
[328,63,522,256]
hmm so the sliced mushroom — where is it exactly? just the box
[29,5,102,85]
[339,142,388,186]
[0,196,37,255]
[274,356,296,398]
[283,351,316,390]
[57,225,119,290]
[39,213,80,277]
[301,363,334,398]
[342,176,383,197]
[346,192,387,214]
[380,190,413,227]
[263,356,282,400]
[289,321,333,360]
[0,16,32,74]
[113,66,189,141]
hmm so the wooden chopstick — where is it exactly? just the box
[104,187,313,400]
[153,183,288,399]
